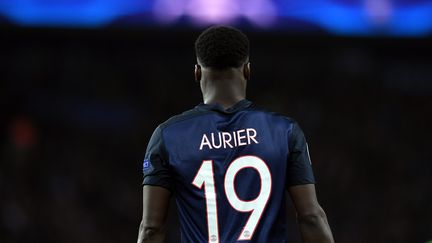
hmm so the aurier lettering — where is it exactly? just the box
[199,128,259,150]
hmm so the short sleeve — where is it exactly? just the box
[286,122,316,187]
[142,126,173,191]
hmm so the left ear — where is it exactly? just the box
[194,64,202,83]
[243,62,251,81]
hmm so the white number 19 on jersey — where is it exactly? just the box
[192,155,272,242]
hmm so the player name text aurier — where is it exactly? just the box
[199,128,259,150]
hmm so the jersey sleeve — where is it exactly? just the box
[286,122,316,187]
[142,126,173,191]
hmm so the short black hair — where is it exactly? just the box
[195,26,249,69]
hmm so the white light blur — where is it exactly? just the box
[153,0,187,23]
[242,0,277,27]
[152,0,277,27]
[365,0,393,25]
[185,0,240,24]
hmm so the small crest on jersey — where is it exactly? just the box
[210,235,217,242]
[143,159,151,172]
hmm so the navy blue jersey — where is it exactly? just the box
[142,100,315,243]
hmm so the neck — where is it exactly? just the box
[200,69,246,109]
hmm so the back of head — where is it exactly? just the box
[195,26,250,69]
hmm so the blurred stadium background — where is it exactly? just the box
[1,0,431,242]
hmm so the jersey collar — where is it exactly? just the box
[196,99,253,114]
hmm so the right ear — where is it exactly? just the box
[194,64,202,83]
[243,62,251,81]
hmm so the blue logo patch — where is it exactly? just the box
[143,159,151,171]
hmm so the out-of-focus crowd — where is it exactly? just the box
[1,29,431,243]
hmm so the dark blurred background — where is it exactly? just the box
[1,1,432,243]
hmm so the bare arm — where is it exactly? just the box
[137,185,171,243]
[289,184,334,243]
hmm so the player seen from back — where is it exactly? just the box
[137,26,334,243]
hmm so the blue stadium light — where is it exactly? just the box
[0,0,152,27]
[0,0,431,36]
[390,3,432,36]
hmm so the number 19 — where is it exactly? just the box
[192,155,272,242]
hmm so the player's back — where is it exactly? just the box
[143,99,315,242]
